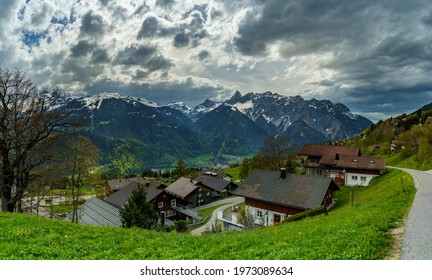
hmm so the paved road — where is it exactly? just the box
[395,167,432,259]
[191,196,244,236]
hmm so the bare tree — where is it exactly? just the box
[237,204,256,230]
[61,135,98,223]
[258,135,293,171]
[0,68,70,212]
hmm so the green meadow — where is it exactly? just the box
[0,169,414,260]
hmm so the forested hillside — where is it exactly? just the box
[343,102,432,170]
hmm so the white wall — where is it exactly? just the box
[246,205,286,226]
[345,172,378,186]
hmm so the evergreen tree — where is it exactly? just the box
[173,158,189,179]
[120,184,159,229]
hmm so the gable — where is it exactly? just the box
[234,169,337,210]
[164,177,198,199]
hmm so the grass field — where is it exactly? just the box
[0,169,414,260]
[385,153,432,171]
[223,166,241,181]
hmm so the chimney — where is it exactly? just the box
[335,153,340,161]
[280,168,287,179]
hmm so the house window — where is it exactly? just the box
[171,199,176,207]
[361,176,367,182]
[256,210,263,217]
[352,175,358,181]
[167,209,176,217]
[158,202,163,208]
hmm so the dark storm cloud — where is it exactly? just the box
[171,7,208,48]
[173,32,190,48]
[0,0,19,21]
[115,45,173,72]
[137,17,159,38]
[137,17,174,39]
[422,14,432,27]
[234,0,378,56]
[92,49,110,64]
[71,40,97,57]
[83,78,227,106]
[156,0,175,8]
[146,55,174,72]
[99,0,112,6]
[198,50,210,61]
[233,0,432,120]
[80,11,107,38]
[60,57,104,84]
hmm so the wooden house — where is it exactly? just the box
[231,169,339,227]
[298,144,385,186]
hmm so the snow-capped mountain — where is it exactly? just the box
[166,101,192,116]
[225,91,372,141]
[57,91,372,168]
[195,104,269,154]
[190,99,222,119]
[61,92,205,168]
[76,92,161,110]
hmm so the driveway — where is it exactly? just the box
[191,196,244,236]
[394,167,432,259]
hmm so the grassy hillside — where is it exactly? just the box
[0,169,414,260]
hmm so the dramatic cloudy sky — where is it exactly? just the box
[1,0,432,122]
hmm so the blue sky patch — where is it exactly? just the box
[22,30,49,49]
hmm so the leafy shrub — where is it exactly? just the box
[174,220,188,233]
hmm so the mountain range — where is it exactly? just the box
[58,91,373,169]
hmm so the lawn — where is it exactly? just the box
[0,169,414,260]
[223,166,241,181]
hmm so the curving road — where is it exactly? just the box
[396,167,432,259]
[191,196,244,236]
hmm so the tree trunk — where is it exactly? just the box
[1,164,15,212]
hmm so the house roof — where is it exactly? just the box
[105,182,165,208]
[164,177,198,199]
[106,177,145,192]
[298,144,361,158]
[198,170,225,180]
[79,197,122,227]
[172,206,201,220]
[233,169,339,210]
[336,155,385,170]
[194,175,232,192]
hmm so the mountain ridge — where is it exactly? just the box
[59,91,372,169]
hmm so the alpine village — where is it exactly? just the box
[2,69,427,260]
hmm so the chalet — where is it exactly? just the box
[194,175,238,200]
[298,144,385,186]
[79,181,169,227]
[161,177,204,222]
[104,177,146,195]
[105,181,166,209]
[229,169,339,227]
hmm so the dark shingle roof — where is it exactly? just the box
[106,178,138,192]
[195,176,231,192]
[164,177,198,199]
[79,197,122,227]
[336,155,385,170]
[233,169,338,210]
[298,144,361,158]
[105,182,165,208]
